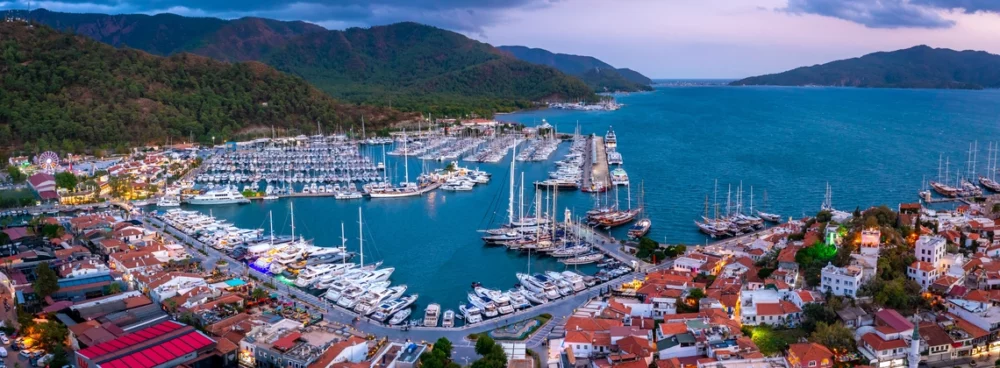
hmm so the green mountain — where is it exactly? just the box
[731,45,1000,89]
[0,22,411,151]
[497,45,652,92]
[18,10,597,116]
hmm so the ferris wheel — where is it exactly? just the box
[35,151,59,172]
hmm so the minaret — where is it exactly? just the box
[908,322,920,368]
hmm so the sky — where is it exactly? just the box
[2,0,1000,78]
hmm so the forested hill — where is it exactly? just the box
[17,10,598,116]
[0,22,412,152]
[498,45,653,92]
[730,45,1000,89]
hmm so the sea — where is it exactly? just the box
[178,84,1000,313]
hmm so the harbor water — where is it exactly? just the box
[182,85,1000,310]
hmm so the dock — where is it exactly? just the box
[581,136,610,192]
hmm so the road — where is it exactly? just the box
[143,214,655,362]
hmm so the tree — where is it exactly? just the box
[251,288,269,300]
[475,335,497,356]
[6,166,25,183]
[801,303,838,333]
[816,210,832,223]
[49,344,70,368]
[810,322,855,352]
[33,262,60,300]
[36,321,68,350]
[54,172,77,191]
[635,237,659,259]
[435,337,454,359]
[106,282,122,295]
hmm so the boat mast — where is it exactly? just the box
[361,115,366,140]
[519,173,525,223]
[552,185,559,240]
[341,222,347,266]
[403,130,410,184]
[358,207,364,267]
[713,179,719,220]
[508,144,516,225]
[269,211,274,245]
[290,202,295,240]
[749,186,755,214]
[726,184,731,217]
[627,183,632,210]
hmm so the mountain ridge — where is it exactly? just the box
[17,9,598,115]
[0,21,412,151]
[498,45,653,92]
[730,45,1000,89]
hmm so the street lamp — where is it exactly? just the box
[212,136,216,146]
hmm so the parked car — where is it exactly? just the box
[0,346,7,357]
[1,336,10,345]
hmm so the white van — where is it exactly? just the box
[0,346,8,357]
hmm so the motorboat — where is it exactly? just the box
[371,294,419,322]
[459,303,483,324]
[442,310,455,328]
[389,308,412,325]
[424,303,441,327]
[356,285,407,315]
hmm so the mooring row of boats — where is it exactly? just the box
[536,128,586,190]
[463,135,523,163]
[196,138,385,185]
[157,206,418,325]
[695,181,780,239]
[516,138,561,162]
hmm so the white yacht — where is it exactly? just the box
[424,303,441,327]
[371,294,419,322]
[441,310,455,328]
[294,264,339,288]
[156,196,181,207]
[187,186,250,205]
[460,303,483,324]
[356,285,407,315]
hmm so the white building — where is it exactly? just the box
[673,256,706,273]
[820,263,862,298]
[738,289,802,327]
[915,235,946,271]
[907,261,939,291]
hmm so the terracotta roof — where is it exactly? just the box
[875,309,913,332]
[797,290,815,303]
[617,336,653,358]
[566,316,623,332]
[861,333,908,351]
[788,343,833,365]
[910,261,935,272]
[307,336,366,368]
[953,315,989,339]
[918,322,953,347]
[756,300,801,316]
[777,246,800,263]
[659,322,688,336]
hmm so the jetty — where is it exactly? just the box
[582,135,610,192]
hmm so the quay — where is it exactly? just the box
[245,182,444,200]
[581,135,610,192]
[145,213,640,336]
[568,222,647,270]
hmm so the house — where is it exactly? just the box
[856,309,915,368]
[738,289,801,327]
[907,261,939,291]
[820,263,862,298]
[835,306,871,329]
[915,236,946,271]
[917,322,954,362]
[786,343,833,368]
[655,323,699,359]
[777,246,800,270]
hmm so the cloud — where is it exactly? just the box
[0,0,558,33]
[910,0,1000,13]
[782,0,955,29]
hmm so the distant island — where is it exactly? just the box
[498,46,653,92]
[730,45,1000,90]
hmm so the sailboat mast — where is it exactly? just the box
[750,186,755,213]
[403,130,409,184]
[290,202,295,240]
[341,222,347,266]
[269,211,274,245]
[508,145,516,224]
[361,115,366,140]
[519,173,525,222]
[358,207,364,267]
[552,186,558,240]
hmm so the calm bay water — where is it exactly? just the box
[183,86,1000,310]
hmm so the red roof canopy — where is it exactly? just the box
[79,321,183,359]
[272,331,302,351]
[97,331,213,368]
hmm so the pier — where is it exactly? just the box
[582,136,610,192]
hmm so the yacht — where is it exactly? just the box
[388,308,412,325]
[424,303,441,327]
[442,310,455,328]
[356,285,407,315]
[156,196,181,207]
[459,303,483,324]
[186,186,250,205]
[517,273,561,300]
[338,280,391,309]
[467,293,499,318]
[517,287,547,305]
[371,294,419,322]
[610,168,629,186]
[294,264,339,288]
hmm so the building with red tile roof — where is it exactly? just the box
[786,343,833,368]
[74,320,216,368]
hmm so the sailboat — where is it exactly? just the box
[980,141,1000,192]
[756,189,781,223]
[367,130,423,198]
[627,181,651,239]
[589,183,639,228]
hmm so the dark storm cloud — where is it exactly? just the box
[4,0,558,33]
[782,0,955,29]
